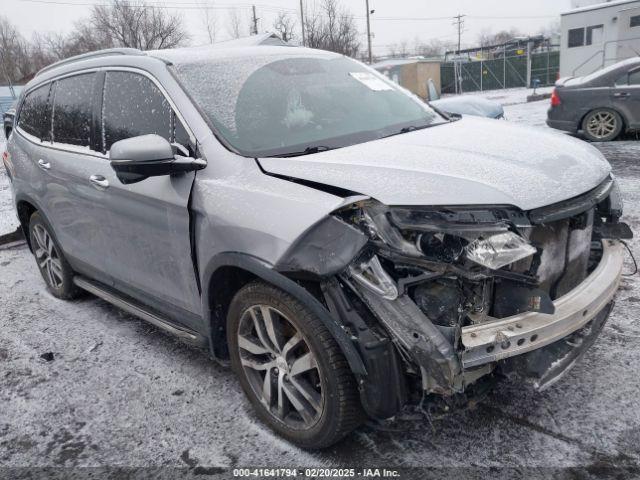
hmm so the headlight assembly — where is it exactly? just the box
[464,231,537,270]
[336,200,535,272]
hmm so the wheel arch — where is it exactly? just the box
[15,194,42,251]
[201,252,367,377]
[580,106,628,133]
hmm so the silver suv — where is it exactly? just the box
[3,45,632,449]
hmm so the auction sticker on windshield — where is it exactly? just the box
[349,72,394,91]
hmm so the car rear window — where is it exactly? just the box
[52,73,95,147]
[18,84,52,140]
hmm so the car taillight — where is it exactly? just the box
[551,89,561,107]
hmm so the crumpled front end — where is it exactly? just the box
[275,176,631,418]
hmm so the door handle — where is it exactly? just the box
[37,159,51,170]
[613,92,630,98]
[89,175,109,189]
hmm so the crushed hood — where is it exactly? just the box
[257,117,611,211]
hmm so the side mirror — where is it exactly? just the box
[109,134,206,184]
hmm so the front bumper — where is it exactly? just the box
[461,240,623,368]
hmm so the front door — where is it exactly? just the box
[95,69,201,323]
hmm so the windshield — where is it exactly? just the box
[169,52,445,157]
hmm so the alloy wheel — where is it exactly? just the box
[587,111,617,140]
[33,224,64,289]
[237,305,324,430]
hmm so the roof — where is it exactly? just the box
[149,44,334,66]
[209,32,289,48]
[33,32,292,80]
[562,0,640,16]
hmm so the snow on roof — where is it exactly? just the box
[211,32,289,48]
[562,0,640,16]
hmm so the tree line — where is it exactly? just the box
[0,0,362,84]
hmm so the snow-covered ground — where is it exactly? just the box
[1,91,639,476]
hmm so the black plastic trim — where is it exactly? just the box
[201,252,368,376]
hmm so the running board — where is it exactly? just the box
[73,276,207,347]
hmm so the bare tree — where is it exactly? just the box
[0,16,31,83]
[304,0,360,57]
[227,8,246,39]
[90,0,189,50]
[413,38,447,58]
[273,12,296,43]
[538,21,561,38]
[477,28,524,47]
[200,0,218,43]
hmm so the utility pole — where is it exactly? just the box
[252,5,259,35]
[365,0,373,64]
[453,14,465,54]
[300,0,306,47]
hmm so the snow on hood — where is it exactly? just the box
[257,117,611,211]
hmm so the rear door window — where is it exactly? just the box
[52,73,96,147]
[18,83,52,140]
[102,71,172,152]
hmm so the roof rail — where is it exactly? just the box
[36,48,145,77]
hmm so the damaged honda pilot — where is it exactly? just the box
[5,44,633,449]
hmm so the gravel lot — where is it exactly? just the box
[1,94,639,478]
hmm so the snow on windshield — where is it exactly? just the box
[168,51,443,157]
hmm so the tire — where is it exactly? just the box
[227,281,363,449]
[28,211,80,300]
[582,109,623,142]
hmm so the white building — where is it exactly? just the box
[560,0,640,77]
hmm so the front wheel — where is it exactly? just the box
[582,109,623,142]
[227,281,363,449]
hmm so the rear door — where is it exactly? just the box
[96,69,201,322]
[612,68,640,129]
[34,72,114,284]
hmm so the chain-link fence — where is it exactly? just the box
[441,50,560,94]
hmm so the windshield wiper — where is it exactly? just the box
[381,123,439,139]
[266,145,333,158]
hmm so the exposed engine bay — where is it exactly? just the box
[276,176,632,419]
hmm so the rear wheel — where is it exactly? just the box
[28,212,80,299]
[582,109,623,142]
[227,281,362,449]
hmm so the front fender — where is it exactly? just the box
[201,252,368,376]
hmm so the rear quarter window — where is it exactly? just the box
[17,84,52,140]
[52,73,96,147]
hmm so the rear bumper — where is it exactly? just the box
[546,117,578,133]
[461,240,623,368]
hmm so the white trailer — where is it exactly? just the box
[560,0,640,77]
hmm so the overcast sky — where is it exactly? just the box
[3,0,571,55]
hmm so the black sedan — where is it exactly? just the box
[547,57,640,142]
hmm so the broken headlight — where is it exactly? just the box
[338,200,535,271]
[464,232,537,270]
